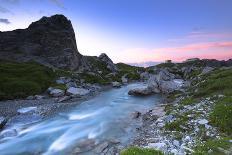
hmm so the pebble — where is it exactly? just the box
[198,119,208,125]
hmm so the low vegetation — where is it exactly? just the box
[120,147,163,155]
[194,68,232,97]
[210,96,232,135]
[0,61,56,100]
[193,138,232,155]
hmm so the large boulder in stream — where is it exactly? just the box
[128,87,153,96]
[0,117,7,130]
[129,69,184,96]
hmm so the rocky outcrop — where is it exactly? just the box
[0,14,88,70]
[99,53,118,72]
[129,69,184,96]
[128,87,153,96]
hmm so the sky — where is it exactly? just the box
[0,0,232,65]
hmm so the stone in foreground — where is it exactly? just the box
[66,87,90,96]
[128,87,152,96]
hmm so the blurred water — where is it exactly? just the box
[0,83,161,155]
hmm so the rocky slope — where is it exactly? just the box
[126,58,232,155]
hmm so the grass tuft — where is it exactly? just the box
[120,147,164,155]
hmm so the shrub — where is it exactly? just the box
[120,147,163,155]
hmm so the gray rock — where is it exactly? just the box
[128,87,152,96]
[201,67,214,75]
[121,75,128,84]
[0,117,7,129]
[173,140,180,147]
[0,15,87,70]
[66,81,77,88]
[131,111,141,119]
[66,87,90,96]
[99,53,118,72]
[147,142,167,151]
[56,77,72,84]
[34,95,44,100]
[198,119,208,125]
[140,72,150,80]
[48,88,65,97]
[57,96,72,102]
[112,82,122,88]
[94,142,109,153]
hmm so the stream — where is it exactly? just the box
[0,83,162,155]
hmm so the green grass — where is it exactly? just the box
[120,147,164,155]
[79,73,110,85]
[116,63,144,81]
[194,68,232,97]
[180,97,197,106]
[164,114,189,132]
[193,138,232,155]
[0,61,56,100]
[209,97,232,135]
[85,56,111,75]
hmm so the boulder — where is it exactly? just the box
[146,70,184,94]
[48,87,65,97]
[56,77,71,84]
[66,87,90,96]
[128,87,152,96]
[99,53,118,72]
[140,72,150,80]
[0,117,7,129]
[198,119,208,125]
[157,69,175,81]
[94,142,109,153]
[147,75,160,93]
[131,111,142,119]
[121,75,128,84]
[112,82,122,88]
[201,66,214,75]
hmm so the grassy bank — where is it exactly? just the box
[0,61,56,100]
[121,147,163,155]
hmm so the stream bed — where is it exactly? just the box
[0,83,162,155]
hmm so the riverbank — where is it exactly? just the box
[0,83,164,155]
[126,67,232,155]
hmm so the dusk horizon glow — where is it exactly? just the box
[0,0,232,65]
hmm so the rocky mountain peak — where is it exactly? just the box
[99,53,118,72]
[0,14,85,70]
[28,14,72,30]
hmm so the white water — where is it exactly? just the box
[0,83,162,155]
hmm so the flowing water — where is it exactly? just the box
[0,83,162,155]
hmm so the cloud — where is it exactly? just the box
[168,31,232,43]
[0,18,11,24]
[120,41,232,63]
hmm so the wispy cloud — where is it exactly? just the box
[0,18,11,24]
[120,41,232,63]
[168,31,232,43]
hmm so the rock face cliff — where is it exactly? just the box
[0,15,86,70]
